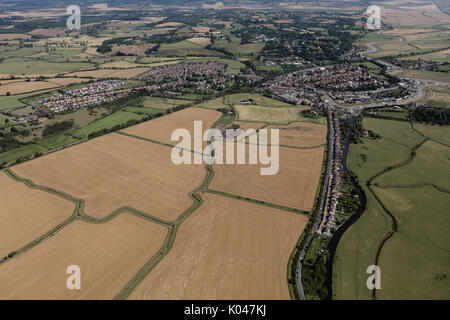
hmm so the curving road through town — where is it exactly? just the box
[296,109,334,300]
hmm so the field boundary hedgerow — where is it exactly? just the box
[0,167,176,263]
[0,164,215,300]
[205,189,310,216]
[287,113,331,300]
[115,164,215,299]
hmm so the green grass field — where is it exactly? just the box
[413,123,450,146]
[0,144,45,164]
[256,64,283,72]
[157,40,217,56]
[374,140,450,191]
[196,93,294,110]
[122,106,165,115]
[373,186,450,299]
[140,97,192,109]
[0,87,67,111]
[375,110,410,120]
[333,135,411,299]
[363,118,424,147]
[213,36,264,55]
[334,117,450,300]
[0,58,93,75]
[36,134,78,150]
[73,110,148,138]
[357,32,397,44]
[333,189,391,300]
[355,61,388,80]
[347,137,411,182]
[400,48,450,63]
[234,104,308,124]
[400,70,450,83]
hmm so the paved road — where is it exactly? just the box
[296,109,335,300]
[360,42,379,56]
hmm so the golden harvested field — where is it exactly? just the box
[274,19,294,24]
[233,121,266,131]
[109,68,150,78]
[191,26,211,33]
[0,80,59,96]
[203,2,225,10]
[0,79,23,85]
[186,37,211,47]
[0,214,168,299]
[235,105,307,124]
[233,121,266,141]
[155,22,184,28]
[265,122,327,148]
[0,73,58,80]
[66,69,116,78]
[122,107,222,147]
[129,193,308,299]
[13,133,206,221]
[29,28,64,37]
[210,146,324,211]
[99,60,147,69]
[0,171,74,259]
[47,77,93,86]
[65,68,149,79]
[111,44,157,56]
[0,34,31,40]
[0,9,65,18]
[382,3,450,26]
[84,47,102,55]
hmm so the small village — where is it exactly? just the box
[9,80,126,124]
[136,61,226,83]
[268,64,386,91]
[391,58,443,71]
[318,110,342,237]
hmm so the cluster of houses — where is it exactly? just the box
[266,64,386,92]
[255,34,277,42]
[136,62,225,83]
[391,59,442,71]
[259,55,311,68]
[259,63,409,107]
[261,85,329,109]
[12,80,125,123]
[318,111,342,237]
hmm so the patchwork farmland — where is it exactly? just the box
[12,133,206,221]
[0,214,169,299]
[5,0,446,302]
[129,193,308,300]
[0,171,75,258]
[0,100,325,299]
